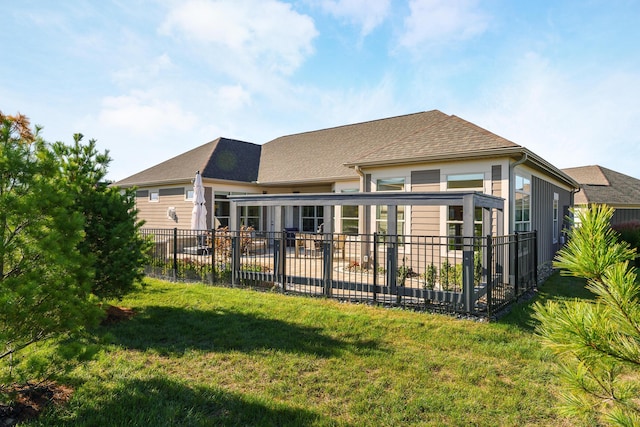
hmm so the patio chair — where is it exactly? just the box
[333,234,346,260]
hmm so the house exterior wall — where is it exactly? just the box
[611,208,640,225]
[411,169,440,236]
[135,181,262,230]
[528,172,573,265]
[135,184,194,229]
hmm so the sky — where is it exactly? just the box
[2,0,640,182]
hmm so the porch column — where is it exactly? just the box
[462,194,475,313]
[273,206,286,290]
[230,200,240,231]
[386,204,398,294]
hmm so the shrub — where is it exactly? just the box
[612,220,640,266]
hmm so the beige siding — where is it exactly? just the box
[410,170,440,236]
[137,192,195,229]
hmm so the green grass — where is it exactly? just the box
[27,273,592,426]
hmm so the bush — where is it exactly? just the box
[612,220,640,266]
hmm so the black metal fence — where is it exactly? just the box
[140,228,538,318]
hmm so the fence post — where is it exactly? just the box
[386,236,398,303]
[209,229,215,285]
[172,227,178,282]
[372,233,378,302]
[485,234,493,317]
[280,231,286,293]
[513,232,519,297]
[231,234,240,287]
[323,235,333,297]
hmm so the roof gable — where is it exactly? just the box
[351,114,521,166]
[114,137,260,187]
[563,165,640,206]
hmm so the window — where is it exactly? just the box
[214,192,230,228]
[447,206,483,250]
[185,189,194,200]
[302,205,324,232]
[341,189,359,235]
[214,191,261,229]
[241,205,260,229]
[149,191,159,202]
[553,193,559,243]
[445,173,484,249]
[447,173,484,189]
[515,175,531,232]
[376,178,405,236]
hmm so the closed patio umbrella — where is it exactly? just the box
[190,171,207,231]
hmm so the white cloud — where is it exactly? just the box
[318,0,391,36]
[160,0,318,75]
[217,84,252,110]
[112,53,175,86]
[99,91,197,135]
[399,0,489,48]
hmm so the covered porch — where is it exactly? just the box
[225,192,514,314]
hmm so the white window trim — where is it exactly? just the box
[149,190,159,202]
[514,173,532,232]
[441,171,487,255]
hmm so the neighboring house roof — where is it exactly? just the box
[114,137,261,187]
[562,165,640,207]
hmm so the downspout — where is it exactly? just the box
[354,165,365,191]
[509,152,528,234]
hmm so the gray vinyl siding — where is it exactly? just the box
[612,209,640,225]
[531,176,571,264]
[159,187,185,197]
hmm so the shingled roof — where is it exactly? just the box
[114,137,261,187]
[257,110,524,184]
[562,165,640,207]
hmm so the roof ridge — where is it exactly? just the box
[270,110,444,140]
[351,111,451,162]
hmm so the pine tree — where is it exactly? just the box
[53,134,149,301]
[0,113,102,381]
[533,205,640,426]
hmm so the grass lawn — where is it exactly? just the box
[27,273,592,426]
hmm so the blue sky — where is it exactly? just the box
[2,0,640,181]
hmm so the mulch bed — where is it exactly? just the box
[0,382,72,426]
[1,305,136,425]
[101,305,136,325]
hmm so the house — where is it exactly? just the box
[114,110,578,266]
[562,165,640,225]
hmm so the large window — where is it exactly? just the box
[515,175,531,232]
[447,173,484,189]
[446,173,484,249]
[447,206,483,250]
[214,191,260,229]
[376,178,405,236]
[302,205,324,232]
[341,189,359,235]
